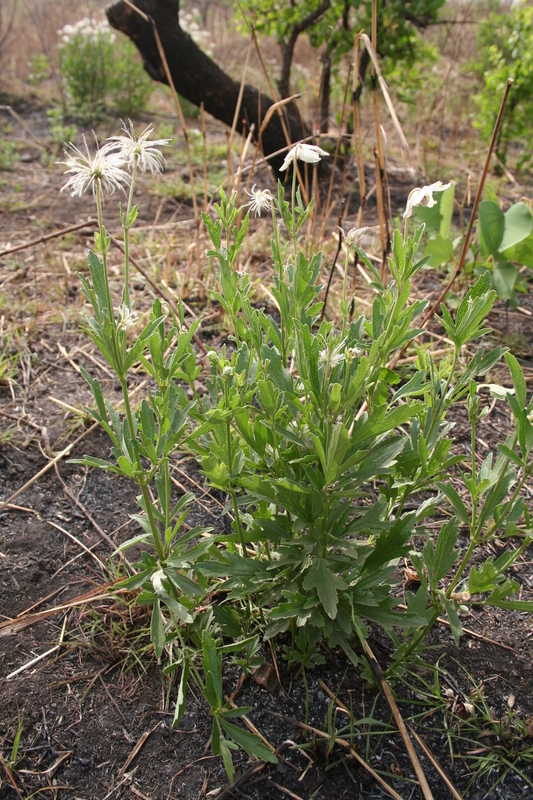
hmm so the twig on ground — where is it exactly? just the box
[166,756,218,800]
[47,520,108,572]
[6,616,67,680]
[0,583,126,636]
[119,723,159,777]
[0,218,98,258]
[408,726,464,800]
[101,767,138,800]
[54,463,135,574]
[270,712,404,800]
[0,422,99,514]
[268,782,304,800]
[364,642,434,800]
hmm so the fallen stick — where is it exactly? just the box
[364,642,434,800]
[0,218,98,258]
[0,421,99,514]
[270,712,404,800]
[6,616,67,680]
[408,726,464,800]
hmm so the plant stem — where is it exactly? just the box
[123,159,138,306]
[120,377,165,563]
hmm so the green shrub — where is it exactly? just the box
[58,17,152,121]
[473,5,533,169]
[109,39,153,118]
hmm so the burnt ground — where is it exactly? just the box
[1,103,533,800]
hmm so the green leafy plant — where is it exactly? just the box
[60,129,533,780]
[473,4,533,170]
[417,184,533,306]
[108,38,153,117]
[58,17,152,121]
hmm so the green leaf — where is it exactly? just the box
[436,482,470,523]
[492,261,518,301]
[499,202,533,253]
[220,719,278,763]
[502,230,533,267]
[173,662,189,727]
[362,514,415,575]
[302,559,347,620]
[439,592,463,646]
[423,234,453,267]
[202,631,222,710]
[505,352,527,408]
[150,600,165,659]
[427,517,460,589]
[478,201,504,256]
[87,249,110,313]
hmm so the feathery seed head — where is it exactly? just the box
[59,135,128,198]
[108,120,170,175]
[245,185,273,217]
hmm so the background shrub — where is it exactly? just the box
[58,17,152,121]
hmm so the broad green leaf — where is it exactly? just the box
[478,200,504,256]
[502,230,533,267]
[362,514,415,575]
[492,261,518,301]
[302,559,347,620]
[499,202,533,253]
[423,234,453,267]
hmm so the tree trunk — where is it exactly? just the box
[318,52,331,134]
[105,0,307,176]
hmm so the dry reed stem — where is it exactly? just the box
[248,25,309,206]
[227,35,253,189]
[318,63,353,243]
[408,727,464,800]
[420,77,514,328]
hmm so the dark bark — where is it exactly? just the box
[277,0,331,99]
[353,47,370,104]
[105,0,307,175]
[318,52,331,135]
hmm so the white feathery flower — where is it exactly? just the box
[107,121,170,175]
[319,339,346,372]
[403,181,451,219]
[344,226,369,247]
[117,303,139,330]
[279,143,329,171]
[245,185,273,217]
[59,135,129,198]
